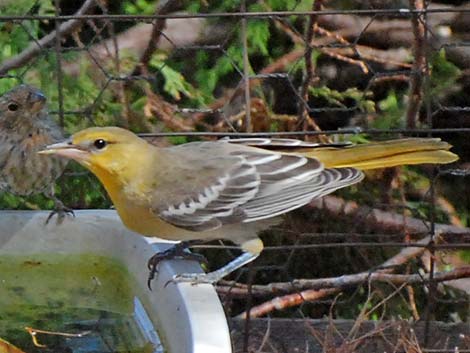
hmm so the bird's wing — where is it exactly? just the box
[151,141,262,231]
[224,137,351,149]
[152,140,363,231]
[0,134,13,166]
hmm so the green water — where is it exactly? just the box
[0,254,163,353]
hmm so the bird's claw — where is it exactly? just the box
[45,205,75,224]
[146,242,208,290]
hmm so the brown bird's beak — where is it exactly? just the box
[39,140,89,161]
[29,90,47,113]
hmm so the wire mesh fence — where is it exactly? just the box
[0,0,469,352]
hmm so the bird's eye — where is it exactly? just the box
[7,103,18,112]
[93,139,107,150]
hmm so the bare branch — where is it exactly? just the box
[235,288,338,319]
[406,0,427,129]
[220,266,470,298]
[297,0,327,140]
[232,266,469,318]
[0,0,97,75]
[129,0,183,77]
[308,195,470,238]
[221,194,470,319]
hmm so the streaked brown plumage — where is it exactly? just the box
[0,84,69,217]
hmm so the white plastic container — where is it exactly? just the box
[0,210,232,353]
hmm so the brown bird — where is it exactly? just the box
[40,127,458,285]
[0,84,71,220]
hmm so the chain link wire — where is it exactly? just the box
[0,1,469,351]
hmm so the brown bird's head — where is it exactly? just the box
[39,126,152,179]
[0,84,48,130]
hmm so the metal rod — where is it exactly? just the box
[54,0,65,128]
[0,8,469,21]
[240,0,252,132]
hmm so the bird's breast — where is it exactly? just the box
[96,175,195,241]
[113,195,203,241]
[0,131,67,195]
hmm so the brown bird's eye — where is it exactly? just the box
[93,139,107,150]
[7,103,18,112]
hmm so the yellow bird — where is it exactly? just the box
[40,127,458,284]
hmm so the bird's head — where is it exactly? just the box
[0,84,47,129]
[39,126,150,177]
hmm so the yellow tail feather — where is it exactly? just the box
[301,138,459,170]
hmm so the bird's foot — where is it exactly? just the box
[166,251,260,286]
[166,272,220,286]
[147,242,208,289]
[46,201,75,225]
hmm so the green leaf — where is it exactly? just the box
[429,48,461,97]
[247,20,270,56]
[375,91,404,129]
[150,54,196,101]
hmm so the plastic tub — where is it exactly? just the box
[0,210,232,353]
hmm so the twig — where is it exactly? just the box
[255,317,272,353]
[53,0,65,127]
[0,0,97,75]
[309,195,469,237]
[129,0,182,77]
[320,48,369,73]
[235,288,338,319]
[98,0,132,126]
[316,4,456,47]
[25,326,90,348]
[220,266,470,298]
[227,191,470,317]
[192,48,306,123]
[270,5,404,71]
[407,284,420,320]
[143,84,193,131]
[297,0,325,140]
[233,266,469,318]
[192,8,412,128]
[333,284,407,351]
[371,74,410,85]
[353,45,412,69]
[63,17,212,76]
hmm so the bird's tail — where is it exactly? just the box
[301,138,458,170]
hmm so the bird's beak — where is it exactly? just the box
[39,140,89,161]
[30,91,47,113]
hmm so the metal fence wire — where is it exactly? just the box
[0,0,469,352]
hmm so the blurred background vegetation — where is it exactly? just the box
[0,0,468,322]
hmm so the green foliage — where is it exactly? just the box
[347,134,371,144]
[460,251,470,263]
[123,0,155,15]
[246,19,271,57]
[149,53,198,101]
[375,91,406,129]
[56,166,111,209]
[0,0,54,74]
[181,0,311,98]
[0,0,117,209]
[429,49,461,98]
[309,86,376,113]
[167,135,189,145]
[0,0,54,16]
[406,200,450,224]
